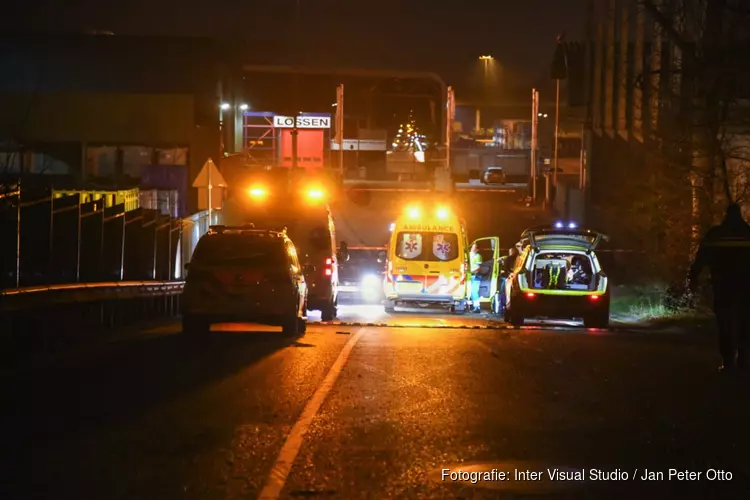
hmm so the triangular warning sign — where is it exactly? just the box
[192,158,228,188]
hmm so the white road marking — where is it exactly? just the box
[257,328,365,499]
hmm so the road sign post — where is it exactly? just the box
[192,158,227,222]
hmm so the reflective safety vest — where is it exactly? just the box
[549,266,561,288]
[470,252,482,274]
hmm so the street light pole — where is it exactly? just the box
[291,0,301,171]
[531,88,539,203]
[336,84,344,176]
[553,77,560,190]
[446,85,455,180]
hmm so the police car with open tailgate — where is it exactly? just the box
[503,222,611,328]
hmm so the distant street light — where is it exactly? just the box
[220,102,231,111]
[239,103,249,111]
[479,56,495,93]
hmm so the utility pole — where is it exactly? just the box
[291,0,301,171]
[553,77,560,190]
[207,157,213,224]
[336,84,344,175]
[531,88,539,203]
[446,85,454,180]
[550,33,568,207]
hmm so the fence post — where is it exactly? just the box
[119,208,125,281]
[49,191,54,282]
[15,180,21,288]
[100,200,105,281]
[167,218,173,281]
[76,195,82,283]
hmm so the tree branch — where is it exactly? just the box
[641,0,690,51]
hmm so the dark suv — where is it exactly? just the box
[181,225,308,335]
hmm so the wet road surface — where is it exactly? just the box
[5,306,750,499]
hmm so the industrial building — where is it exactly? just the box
[0,34,225,214]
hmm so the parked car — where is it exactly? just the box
[503,223,610,328]
[482,167,507,184]
[181,225,308,336]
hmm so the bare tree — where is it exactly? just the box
[586,0,750,281]
[639,0,750,244]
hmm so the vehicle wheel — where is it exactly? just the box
[297,317,307,334]
[321,300,337,321]
[505,305,524,327]
[282,315,299,335]
[583,309,609,329]
[182,316,209,336]
[509,311,525,327]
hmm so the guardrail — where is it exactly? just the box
[1,281,184,338]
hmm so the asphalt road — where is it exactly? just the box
[5,306,750,500]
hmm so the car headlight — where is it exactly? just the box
[361,274,381,287]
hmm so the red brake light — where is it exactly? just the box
[325,258,333,265]
[526,293,535,298]
[590,295,600,301]
[325,268,332,276]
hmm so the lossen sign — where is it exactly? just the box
[273,115,331,129]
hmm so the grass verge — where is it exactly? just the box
[610,283,714,329]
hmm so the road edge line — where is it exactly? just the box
[257,328,365,499]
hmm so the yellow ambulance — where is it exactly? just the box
[383,203,471,313]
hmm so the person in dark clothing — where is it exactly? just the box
[688,203,750,373]
[496,246,520,315]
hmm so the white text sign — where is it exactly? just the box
[273,115,331,129]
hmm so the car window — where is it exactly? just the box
[530,252,595,290]
[397,232,424,260]
[285,223,332,254]
[396,232,459,262]
[192,236,287,268]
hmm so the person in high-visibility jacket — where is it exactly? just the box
[469,243,483,312]
[688,203,750,373]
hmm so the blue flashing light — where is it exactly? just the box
[554,222,564,229]
[568,222,577,229]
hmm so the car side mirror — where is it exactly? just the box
[337,241,350,262]
[377,250,387,263]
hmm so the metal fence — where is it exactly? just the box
[0,184,214,290]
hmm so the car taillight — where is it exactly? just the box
[324,257,333,277]
[386,261,393,282]
[526,292,535,298]
[459,262,466,284]
[589,295,600,301]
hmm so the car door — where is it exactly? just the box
[471,237,500,303]
[505,245,530,308]
[286,241,307,315]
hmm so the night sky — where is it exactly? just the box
[12,0,587,87]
